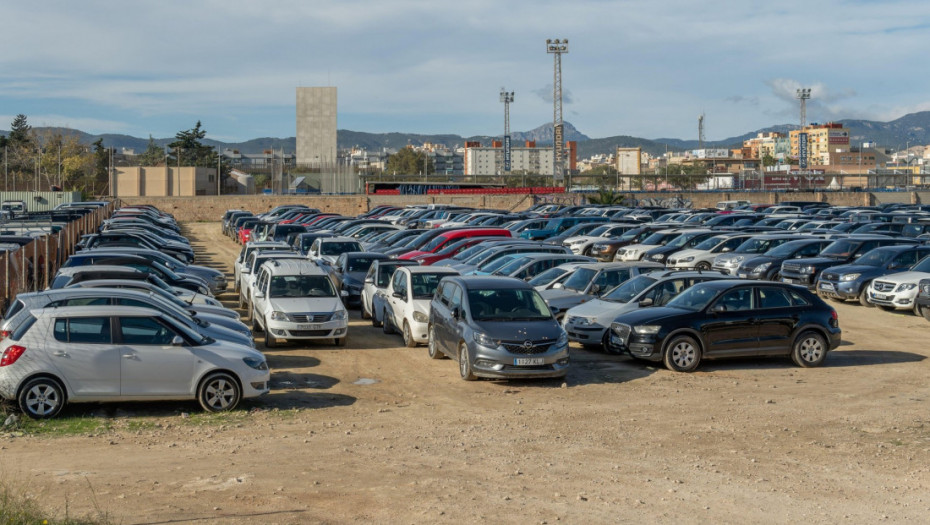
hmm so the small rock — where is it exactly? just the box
[560,382,568,389]
[3,414,18,427]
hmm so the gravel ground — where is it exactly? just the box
[1,222,929,524]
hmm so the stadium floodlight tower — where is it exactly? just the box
[546,38,568,182]
[500,88,514,174]
[796,88,811,128]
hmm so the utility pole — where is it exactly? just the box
[546,38,568,183]
[500,88,514,175]
[698,113,705,150]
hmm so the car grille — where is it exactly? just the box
[288,329,331,337]
[782,263,800,272]
[873,281,895,293]
[822,272,839,281]
[289,312,333,323]
[501,340,553,354]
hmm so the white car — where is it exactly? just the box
[307,236,363,267]
[378,266,459,347]
[234,241,290,293]
[614,229,690,262]
[250,259,349,347]
[362,260,418,321]
[867,269,930,313]
[666,233,755,270]
[238,251,303,309]
[0,305,269,419]
[562,224,635,255]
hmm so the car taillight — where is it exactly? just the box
[0,330,10,340]
[0,345,26,367]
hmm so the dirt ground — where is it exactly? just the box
[2,222,930,524]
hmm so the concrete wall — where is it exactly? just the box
[114,167,217,197]
[119,191,921,222]
[296,87,337,165]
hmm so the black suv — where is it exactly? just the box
[608,280,841,371]
[779,235,918,288]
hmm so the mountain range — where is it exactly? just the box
[3,112,930,159]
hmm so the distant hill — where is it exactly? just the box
[4,112,930,158]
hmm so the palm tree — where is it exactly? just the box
[586,188,625,205]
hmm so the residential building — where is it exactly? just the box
[789,123,850,166]
[462,140,577,175]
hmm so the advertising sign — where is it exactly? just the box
[798,132,809,169]
[503,135,511,172]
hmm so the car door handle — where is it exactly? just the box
[53,351,69,357]
[122,353,138,360]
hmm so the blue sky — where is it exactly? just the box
[2,0,929,143]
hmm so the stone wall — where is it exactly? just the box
[120,191,917,222]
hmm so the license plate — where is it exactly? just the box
[514,357,544,366]
[819,282,835,292]
[783,278,797,284]
[871,293,888,300]
[298,324,321,330]
[737,273,748,279]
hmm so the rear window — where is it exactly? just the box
[4,299,25,321]
[9,314,37,341]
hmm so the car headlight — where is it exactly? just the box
[473,332,500,347]
[575,316,595,326]
[555,332,568,346]
[799,266,816,274]
[754,262,772,273]
[897,283,917,292]
[242,357,268,371]
[920,282,930,294]
[839,273,860,282]
[332,310,348,321]
[412,311,429,323]
[610,323,625,335]
[734,256,745,263]
[650,253,665,261]
[633,325,661,335]
[270,311,289,321]
[680,256,695,263]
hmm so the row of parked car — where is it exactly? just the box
[0,204,270,419]
[229,200,930,381]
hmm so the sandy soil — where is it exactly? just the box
[2,222,929,524]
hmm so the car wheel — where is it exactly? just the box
[403,321,417,348]
[198,372,241,412]
[427,326,444,359]
[769,271,782,282]
[334,336,346,347]
[695,262,711,271]
[251,310,263,332]
[859,286,873,307]
[238,293,245,309]
[371,308,382,328]
[18,377,65,419]
[458,342,476,381]
[920,305,930,322]
[361,302,370,320]
[264,319,276,348]
[791,331,827,368]
[663,334,701,372]
[382,309,393,334]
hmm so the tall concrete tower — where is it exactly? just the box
[296,87,337,166]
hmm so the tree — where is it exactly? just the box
[92,139,110,193]
[586,188,626,205]
[168,121,216,167]
[385,147,433,177]
[8,114,31,144]
[762,154,777,167]
[585,164,618,175]
[137,135,166,166]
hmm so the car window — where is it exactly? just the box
[391,270,405,293]
[439,282,455,306]
[757,287,795,309]
[118,316,175,345]
[713,287,755,311]
[466,288,551,321]
[377,265,397,287]
[48,297,110,307]
[410,273,447,299]
[450,285,463,309]
[649,278,686,306]
[891,251,919,268]
[270,275,336,298]
[54,316,112,344]
[595,269,631,290]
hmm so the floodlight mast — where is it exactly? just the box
[500,88,514,174]
[546,38,568,182]
[796,88,811,128]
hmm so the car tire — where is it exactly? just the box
[859,286,873,307]
[791,330,827,368]
[403,321,417,348]
[238,293,245,309]
[919,305,930,322]
[361,302,370,320]
[264,319,276,348]
[458,342,476,381]
[382,309,393,334]
[769,271,782,282]
[695,262,711,271]
[371,309,382,328]
[18,377,66,419]
[334,336,346,347]
[663,334,701,372]
[251,311,263,333]
[427,326,444,359]
[198,372,241,412]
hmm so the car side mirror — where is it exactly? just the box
[393,291,405,299]
[638,297,654,307]
[552,282,564,289]
[712,304,727,313]
[451,307,462,320]
[590,284,601,295]
[549,306,560,316]
[171,335,185,346]
[254,291,264,299]
[364,277,374,284]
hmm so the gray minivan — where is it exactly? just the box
[427,276,569,380]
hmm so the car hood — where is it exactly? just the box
[564,235,597,244]
[671,248,712,259]
[822,263,883,276]
[874,271,930,285]
[565,298,635,320]
[399,250,428,259]
[267,297,342,312]
[612,306,689,326]
[539,288,583,301]
[474,319,563,342]
[790,256,844,266]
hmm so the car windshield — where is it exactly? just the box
[321,242,361,255]
[666,232,699,248]
[819,240,858,258]
[852,249,895,267]
[269,275,336,298]
[452,244,489,262]
[346,257,379,273]
[601,275,657,303]
[477,254,520,273]
[562,268,596,293]
[619,229,644,241]
[494,257,533,276]
[763,241,808,258]
[695,235,727,251]
[410,273,448,299]
[641,232,674,245]
[467,288,551,321]
[423,235,452,252]
[587,225,611,236]
[527,267,567,287]
[665,284,723,311]
[912,257,930,272]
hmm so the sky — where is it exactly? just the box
[2,0,930,144]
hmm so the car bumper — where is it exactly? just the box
[868,289,918,309]
[563,321,608,344]
[607,331,662,360]
[241,369,272,398]
[266,319,349,340]
[781,274,816,288]
[712,265,737,275]
[815,280,859,300]
[410,318,430,343]
[470,343,570,379]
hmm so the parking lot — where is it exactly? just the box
[3,221,930,524]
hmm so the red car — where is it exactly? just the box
[398,228,512,260]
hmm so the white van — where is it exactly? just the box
[716,200,750,211]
